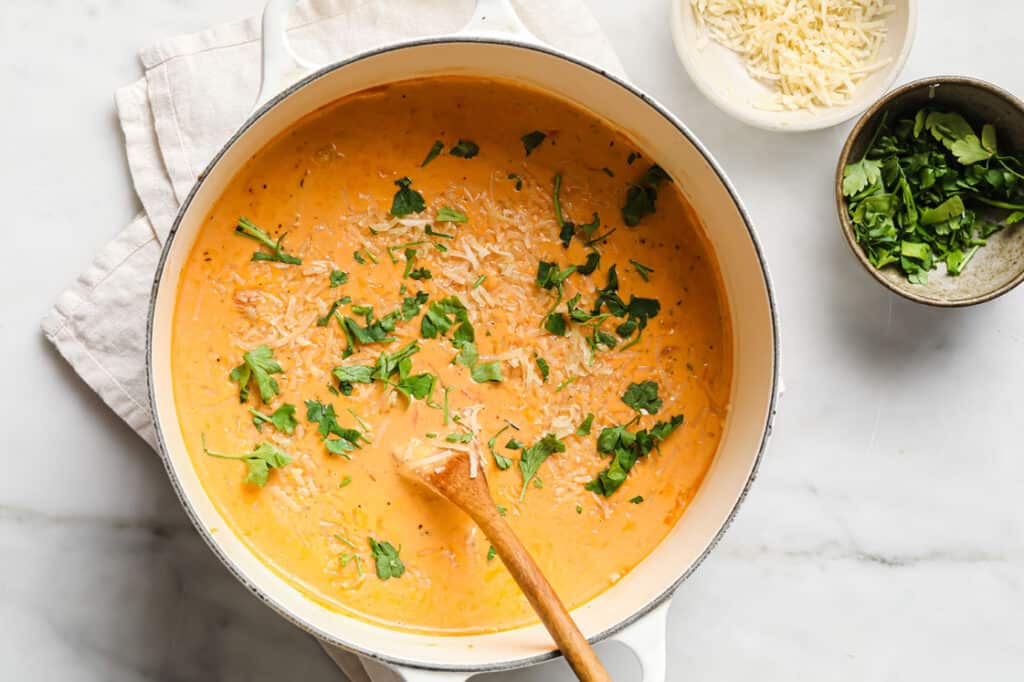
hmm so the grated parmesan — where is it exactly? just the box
[690,0,894,111]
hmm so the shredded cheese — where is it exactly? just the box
[690,0,894,111]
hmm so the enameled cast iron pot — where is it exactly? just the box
[147,1,780,679]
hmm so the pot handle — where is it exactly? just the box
[360,658,471,682]
[253,0,540,111]
[606,599,671,681]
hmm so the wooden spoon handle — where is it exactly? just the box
[472,508,611,682]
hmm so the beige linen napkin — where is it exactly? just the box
[40,0,624,679]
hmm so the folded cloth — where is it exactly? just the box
[40,0,623,678]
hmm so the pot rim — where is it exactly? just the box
[146,34,781,674]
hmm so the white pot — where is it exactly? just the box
[147,1,781,679]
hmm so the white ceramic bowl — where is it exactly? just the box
[669,0,918,132]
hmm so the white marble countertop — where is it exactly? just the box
[3,0,1022,679]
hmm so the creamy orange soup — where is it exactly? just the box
[172,77,731,635]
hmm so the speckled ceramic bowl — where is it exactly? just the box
[836,76,1024,306]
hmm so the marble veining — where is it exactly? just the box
[4,0,1023,680]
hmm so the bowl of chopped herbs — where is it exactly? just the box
[837,76,1024,306]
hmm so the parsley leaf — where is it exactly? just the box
[544,312,567,336]
[521,130,547,155]
[305,399,364,457]
[470,360,503,383]
[329,270,349,287]
[229,345,283,403]
[368,538,405,580]
[534,354,550,382]
[400,291,429,320]
[421,140,444,167]
[630,259,654,281]
[436,206,468,223]
[449,139,479,158]
[487,424,516,470]
[622,165,670,226]
[316,296,352,327]
[249,403,297,434]
[203,437,292,488]
[622,381,662,414]
[577,251,600,276]
[519,433,566,501]
[843,107,1024,282]
[390,177,426,217]
[235,217,302,265]
[576,413,595,436]
[585,414,683,496]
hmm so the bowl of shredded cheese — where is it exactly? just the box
[671,0,917,131]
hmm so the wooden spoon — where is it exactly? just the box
[399,448,611,682]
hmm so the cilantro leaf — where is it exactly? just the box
[519,433,566,500]
[390,177,426,217]
[622,381,662,414]
[249,403,297,434]
[421,140,443,167]
[449,139,479,158]
[436,206,468,223]
[521,130,547,156]
[229,345,283,403]
[586,414,682,496]
[203,438,292,487]
[621,165,670,226]
[368,538,405,580]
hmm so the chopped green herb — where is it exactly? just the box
[487,546,497,562]
[505,438,524,450]
[629,259,654,281]
[556,375,577,392]
[306,399,364,456]
[339,552,364,576]
[470,360,504,384]
[425,224,454,239]
[519,433,566,500]
[449,139,479,159]
[472,274,486,289]
[234,217,302,265]
[420,140,444,167]
[534,354,550,382]
[436,206,468,223]
[577,251,600,276]
[508,173,524,191]
[316,297,351,327]
[400,291,430,320]
[346,407,372,433]
[353,250,366,264]
[622,381,663,414]
[497,505,507,516]
[249,403,298,435]
[368,538,405,580]
[622,165,670,226]
[338,476,353,489]
[487,425,515,470]
[586,414,683,496]
[390,177,426,217]
[425,432,438,439]
[202,436,291,488]
[229,345,283,403]
[842,107,1024,282]
[445,432,475,443]
[576,413,595,436]
[329,270,349,287]
[629,495,644,504]
[583,228,616,247]
[544,312,567,336]
[576,504,583,514]
[521,130,547,156]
